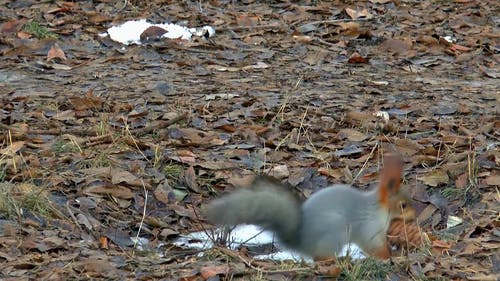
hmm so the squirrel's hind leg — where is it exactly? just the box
[301,210,348,258]
[361,238,391,259]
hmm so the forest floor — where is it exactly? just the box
[0,0,498,280]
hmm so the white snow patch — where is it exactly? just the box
[173,224,365,262]
[106,19,215,45]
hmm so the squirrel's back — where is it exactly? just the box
[299,185,387,257]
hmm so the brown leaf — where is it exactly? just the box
[78,258,115,277]
[159,228,179,238]
[416,35,439,46]
[140,26,167,42]
[200,264,230,279]
[184,166,201,193]
[318,167,344,180]
[345,7,372,20]
[419,169,449,187]
[236,14,260,27]
[380,38,412,55]
[99,236,108,249]
[387,219,425,249]
[154,183,171,204]
[485,174,500,186]
[348,52,369,64]
[337,22,361,35]
[111,169,143,187]
[264,164,289,179]
[88,14,111,24]
[394,138,423,156]
[68,89,103,111]
[17,31,31,39]
[84,181,134,199]
[0,19,26,33]
[227,171,255,187]
[292,34,313,44]
[455,173,468,188]
[338,128,367,142]
[47,43,67,62]
[0,141,25,156]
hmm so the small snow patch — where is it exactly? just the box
[106,19,215,45]
[173,224,365,262]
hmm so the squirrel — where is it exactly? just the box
[205,154,416,260]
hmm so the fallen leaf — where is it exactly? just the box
[485,175,500,186]
[455,173,468,188]
[334,144,363,157]
[338,128,367,142]
[0,141,25,156]
[419,169,449,187]
[348,52,369,64]
[159,228,179,238]
[47,43,67,62]
[393,138,423,156]
[380,38,412,55]
[111,169,142,187]
[140,26,167,42]
[0,19,25,33]
[200,264,230,279]
[345,7,372,20]
[184,166,201,193]
[84,181,134,199]
[99,236,108,249]
[264,164,289,179]
[236,14,260,27]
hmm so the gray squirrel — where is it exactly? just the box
[205,154,415,259]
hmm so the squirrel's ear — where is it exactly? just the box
[383,153,404,169]
[380,153,404,192]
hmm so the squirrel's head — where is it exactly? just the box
[378,153,416,221]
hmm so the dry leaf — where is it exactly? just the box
[394,138,423,156]
[338,128,367,142]
[345,7,373,19]
[348,52,369,64]
[455,173,468,188]
[184,166,201,193]
[200,264,230,279]
[387,219,425,249]
[111,169,142,187]
[485,175,500,186]
[99,236,109,249]
[47,43,67,62]
[0,141,25,156]
[264,164,289,179]
[84,181,134,199]
[419,169,449,187]
[140,26,167,42]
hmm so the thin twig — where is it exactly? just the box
[132,113,187,135]
[352,142,378,184]
[133,180,148,251]
[217,247,311,274]
[291,17,373,28]
[218,24,284,32]
[66,201,83,233]
[118,0,128,12]
[314,37,341,49]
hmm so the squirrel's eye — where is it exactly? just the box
[400,202,407,209]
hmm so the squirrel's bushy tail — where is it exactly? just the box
[205,177,302,247]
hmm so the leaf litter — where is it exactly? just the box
[0,0,499,280]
